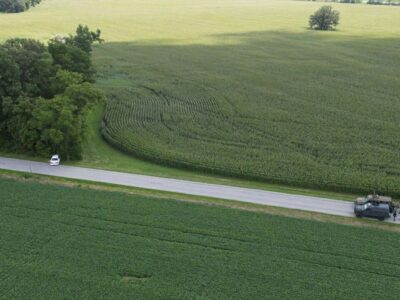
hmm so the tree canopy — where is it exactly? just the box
[309,6,340,31]
[0,0,42,13]
[0,25,104,160]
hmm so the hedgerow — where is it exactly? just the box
[0,0,42,13]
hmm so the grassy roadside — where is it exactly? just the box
[2,104,398,204]
[1,169,398,233]
[0,104,357,202]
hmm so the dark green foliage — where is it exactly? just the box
[30,96,82,159]
[0,48,21,119]
[0,0,41,13]
[0,48,20,97]
[309,6,340,30]
[325,0,400,5]
[65,24,103,53]
[48,41,96,82]
[0,26,104,160]
[321,0,400,4]
[2,39,55,98]
[326,0,361,3]
[27,0,41,7]
[1,178,399,299]
[64,82,104,113]
[1,95,35,148]
[48,25,103,82]
[366,0,400,4]
[0,0,25,13]
[50,69,84,95]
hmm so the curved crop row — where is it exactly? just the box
[101,85,400,197]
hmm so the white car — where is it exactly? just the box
[49,155,60,166]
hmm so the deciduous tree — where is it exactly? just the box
[309,6,340,31]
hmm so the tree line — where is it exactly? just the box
[0,0,42,13]
[308,0,400,5]
[0,25,105,160]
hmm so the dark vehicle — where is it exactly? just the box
[354,194,393,221]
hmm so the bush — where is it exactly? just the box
[48,25,103,82]
[0,0,25,13]
[48,42,96,82]
[66,25,103,53]
[0,0,41,13]
[309,6,340,31]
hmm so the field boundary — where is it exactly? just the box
[1,168,399,233]
[0,156,399,226]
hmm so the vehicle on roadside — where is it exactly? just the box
[49,155,60,166]
[354,194,393,221]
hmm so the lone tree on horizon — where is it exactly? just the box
[309,6,340,31]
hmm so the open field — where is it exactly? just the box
[1,0,400,195]
[1,177,400,298]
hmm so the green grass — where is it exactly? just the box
[1,0,400,196]
[1,177,399,299]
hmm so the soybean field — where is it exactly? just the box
[1,177,399,299]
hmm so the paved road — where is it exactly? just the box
[0,157,398,223]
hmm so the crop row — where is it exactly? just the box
[102,87,400,197]
[2,178,400,298]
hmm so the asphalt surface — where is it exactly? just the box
[0,157,398,223]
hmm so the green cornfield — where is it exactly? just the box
[1,177,399,299]
[100,31,400,195]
